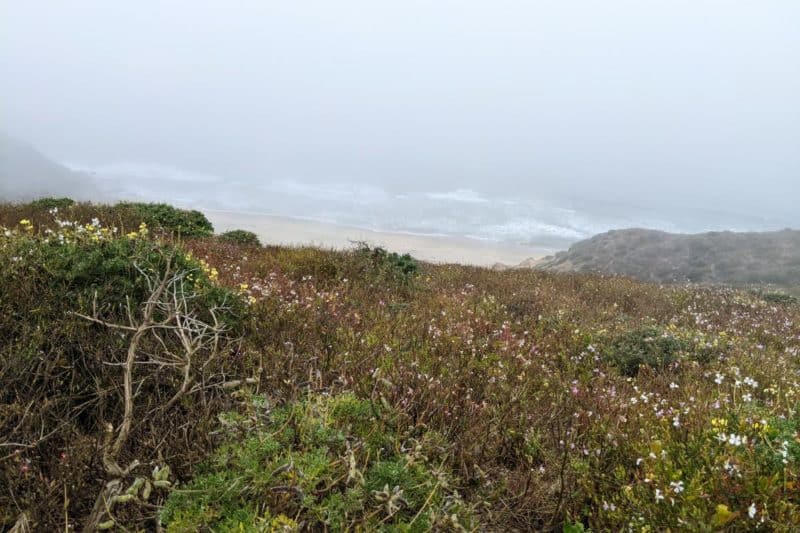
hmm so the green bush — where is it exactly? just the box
[25,196,76,210]
[762,291,798,305]
[355,244,420,281]
[753,415,800,475]
[219,229,261,247]
[116,202,214,237]
[0,222,244,529]
[605,326,688,376]
[161,393,476,532]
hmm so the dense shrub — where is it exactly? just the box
[161,393,476,531]
[116,202,214,237]
[219,229,261,246]
[25,196,76,210]
[355,243,419,282]
[0,217,244,530]
[604,326,688,376]
[761,291,798,305]
[4,201,800,530]
[230,243,420,290]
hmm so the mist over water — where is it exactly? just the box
[3,1,799,246]
[67,160,794,249]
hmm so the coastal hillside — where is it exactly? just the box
[3,200,800,531]
[0,134,94,200]
[537,228,800,287]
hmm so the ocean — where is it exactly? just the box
[66,160,792,249]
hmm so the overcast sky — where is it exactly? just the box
[1,1,798,218]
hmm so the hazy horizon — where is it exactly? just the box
[1,1,798,242]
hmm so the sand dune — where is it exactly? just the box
[205,210,551,267]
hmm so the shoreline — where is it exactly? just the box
[204,209,553,267]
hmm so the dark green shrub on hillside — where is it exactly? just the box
[754,415,800,475]
[219,229,261,246]
[25,196,76,210]
[116,202,214,237]
[605,326,688,376]
[762,291,798,305]
[161,393,476,532]
[389,251,420,277]
[355,243,419,282]
[0,225,244,530]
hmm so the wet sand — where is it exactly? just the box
[205,210,551,267]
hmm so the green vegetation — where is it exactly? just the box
[761,291,798,305]
[0,198,214,238]
[2,202,800,531]
[356,243,420,282]
[0,211,243,530]
[116,201,214,236]
[219,228,261,246]
[161,393,475,531]
[25,196,76,210]
[604,326,687,376]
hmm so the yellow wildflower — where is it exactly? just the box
[649,440,663,455]
[269,514,298,532]
[711,504,736,527]
[752,421,769,436]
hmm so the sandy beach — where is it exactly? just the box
[205,210,552,267]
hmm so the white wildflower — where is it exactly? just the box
[727,433,746,446]
[602,501,616,511]
[779,440,790,464]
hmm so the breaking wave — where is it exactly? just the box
[63,161,776,248]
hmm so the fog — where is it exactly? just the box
[1,1,798,244]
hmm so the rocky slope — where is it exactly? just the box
[535,227,800,286]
